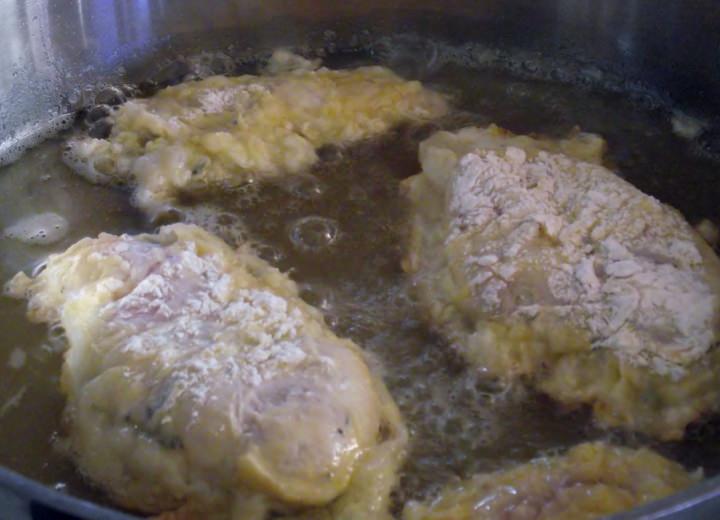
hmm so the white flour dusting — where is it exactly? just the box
[5,224,400,514]
[102,239,310,408]
[448,147,718,375]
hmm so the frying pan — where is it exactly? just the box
[2,1,720,518]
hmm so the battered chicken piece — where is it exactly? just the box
[402,125,720,439]
[6,224,406,519]
[402,442,700,520]
[64,50,448,217]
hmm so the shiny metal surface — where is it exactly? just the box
[1,1,720,518]
[2,0,720,164]
[0,466,136,520]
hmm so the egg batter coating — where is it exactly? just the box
[403,442,700,520]
[401,125,720,439]
[64,50,448,216]
[6,224,406,519]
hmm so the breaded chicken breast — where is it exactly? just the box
[403,442,700,520]
[6,224,406,519]
[64,50,448,216]
[402,125,720,439]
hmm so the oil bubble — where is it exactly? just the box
[230,180,263,206]
[288,216,339,251]
[94,86,126,106]
[120,84,140,98]
[376,35,440,79]
[252,242,286,265]
[152,207,184,225]
[88,118,113,139]
[298,282,335,311]
[154,60,192,87]
[323,313,341,330]
[62,144,111,184]
[180,204,247,248]
[48,324,68,352]
[692,128,720,162]
[283,175,325,200]
[85,104,112,125]
[317,144,344,163]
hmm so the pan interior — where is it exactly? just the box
[1,37,719,514]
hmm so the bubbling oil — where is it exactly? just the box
[1,44,720,516]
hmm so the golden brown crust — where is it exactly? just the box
[403,442,700,520]
[402,125,720,439]
[8,224,406,519]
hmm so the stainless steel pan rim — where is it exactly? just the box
[0,466,137,520]
[3,463,720,519]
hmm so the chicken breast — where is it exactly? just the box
[64,50,448,217]
[403,442,700,520]
[6,224,406,519]
[401,125,720,439]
